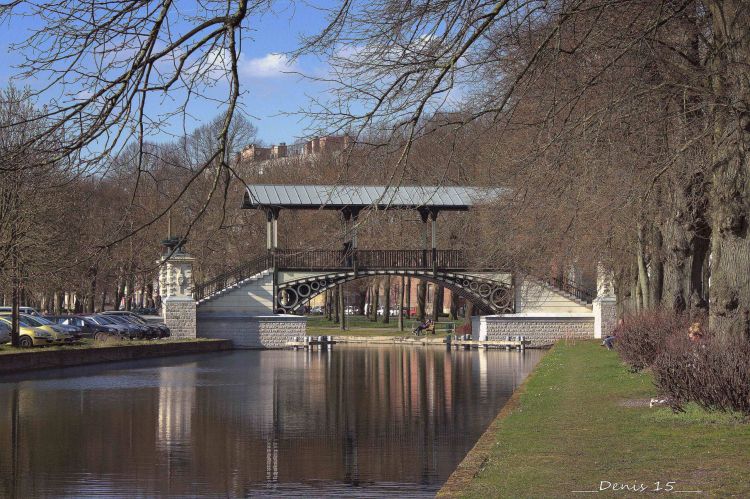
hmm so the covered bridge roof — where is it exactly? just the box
[242,184,505,211]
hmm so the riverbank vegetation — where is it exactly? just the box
[615,310,750,415]
[441,341,750,498]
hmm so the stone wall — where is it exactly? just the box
[473,313,594,346]
[0,340,232,375]
[593,297,617,339]
[163,297,197,338]
[197,312,306,349]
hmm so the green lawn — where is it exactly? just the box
[443,341,750,498]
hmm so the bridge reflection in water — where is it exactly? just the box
[0,346,543,497]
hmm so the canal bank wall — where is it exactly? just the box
[0,339,233,375]
[437,346,551,497]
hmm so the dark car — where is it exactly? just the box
[109,315,161,339]
[87,314,140,339]
[102,311,170,338]
[51,315,125,340]
[101,314,154,339]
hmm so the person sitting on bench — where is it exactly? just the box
[413,319,434,336]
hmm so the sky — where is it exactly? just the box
[0,2,339,146]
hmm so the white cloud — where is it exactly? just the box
[240,53,296,78]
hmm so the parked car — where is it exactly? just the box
[94,314,145,339]
[0,306,40,316]
[0,316,55,347]
[102,311,170,338]
[83,315,134,339]
[36,315,84,339]
[0,313,76,344]
[309,306,324,315]
[50,315,126,340]
[0,320,10,345]
[106,314,160,339]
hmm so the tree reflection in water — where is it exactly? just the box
[0,345,543,497]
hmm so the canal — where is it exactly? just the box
[0,345,543,497]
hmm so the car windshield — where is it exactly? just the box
[128,315,147,324]
[29,315,54,325]
[18,316,42,327]
[92,315,116,325]
[104,316,130,325]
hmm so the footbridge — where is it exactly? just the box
[192,185,594,321]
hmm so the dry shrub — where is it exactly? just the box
[615,309,691,371]
[652,333,750,416]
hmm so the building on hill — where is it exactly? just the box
[237,135,352,164]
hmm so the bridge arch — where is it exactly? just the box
[275,269,514,315]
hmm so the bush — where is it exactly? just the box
[615,309,691,371]
[652,333,750,416]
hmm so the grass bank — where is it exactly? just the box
[440,341,750,498]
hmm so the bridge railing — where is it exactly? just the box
[275,249,467,270]
[193,254,272,301]
[541,275,595,303]
[276,249,347,269]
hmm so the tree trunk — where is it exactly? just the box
[417,279,426,322]
[382,275,391,324]
[706,0,750,337]
[431,285,443,322]
[370,280,380,321]
[637,223,650,310]
[398,276,405,331]
[338,284,346,330]
[449,291,459,320]
[464,301,473,319]
[333,286,340,324]
[87,266,97,313]
[405,278,412,318]
[356,289,367,317]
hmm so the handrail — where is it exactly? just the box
[275,248,467,270]
[193,254,271,301]
[540,275,595,303]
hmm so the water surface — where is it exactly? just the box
[0,345,542,497]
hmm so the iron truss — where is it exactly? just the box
[275,270,514,315]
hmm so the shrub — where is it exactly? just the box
[652,333,750,416]
[615,309,691,371]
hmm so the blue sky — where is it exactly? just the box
[0,2,337,146]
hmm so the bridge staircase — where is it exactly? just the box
[533,276,594,308]
[194,255,273,311]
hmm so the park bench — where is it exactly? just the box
[410,321,456,335]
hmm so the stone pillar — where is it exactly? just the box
[593,263,617,339]
[159,252,197,339]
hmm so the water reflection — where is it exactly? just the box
[0,346,542,497]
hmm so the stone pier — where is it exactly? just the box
[158,250,197,339]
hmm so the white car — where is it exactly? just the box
[0,306,40,316]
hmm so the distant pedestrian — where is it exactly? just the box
[602,318,623,350]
